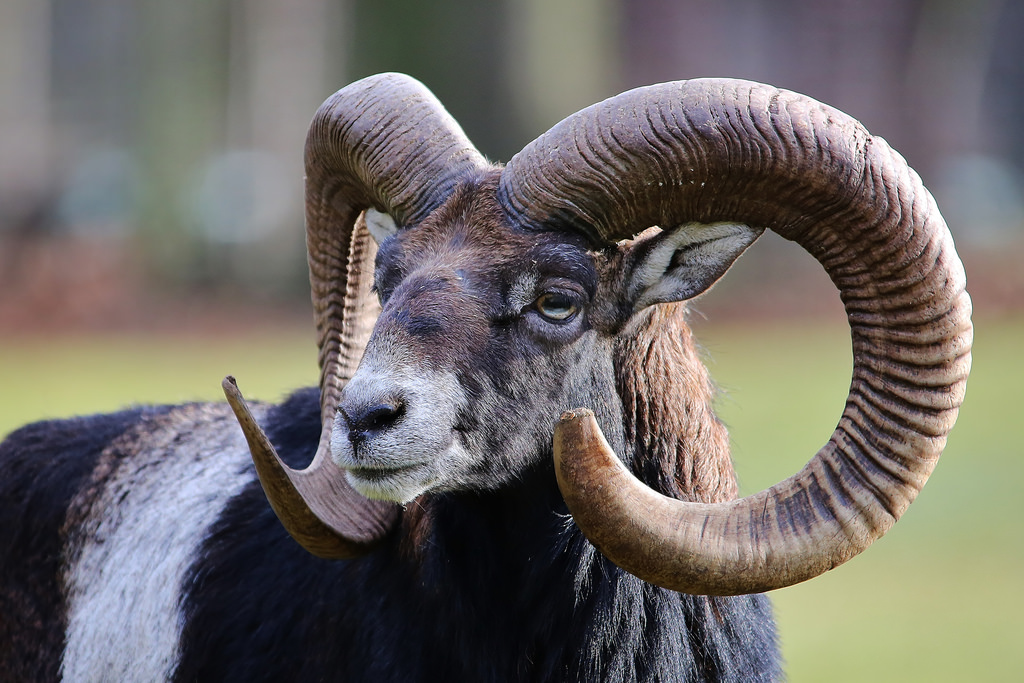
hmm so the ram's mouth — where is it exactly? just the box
[343,463,432,503]
[346,463,420,482]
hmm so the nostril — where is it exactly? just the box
[361,402,405,432]
[342,400,405,444]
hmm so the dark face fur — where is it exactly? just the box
[331,177,626,502]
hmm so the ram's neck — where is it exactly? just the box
[613,302,737,503]
[394,456,776,681]
[380,305,772,680]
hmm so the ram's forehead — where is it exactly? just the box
[385,174,599,281]
[524,237,599,283]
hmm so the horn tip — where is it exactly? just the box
[558,407,595,423]
[222,375,257,430]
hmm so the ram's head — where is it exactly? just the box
[225,73,972,596]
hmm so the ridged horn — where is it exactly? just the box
[501,78,973,595]
[224,375,396,557]
[227,73,488,558]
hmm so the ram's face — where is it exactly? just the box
[330,183,618,503]
[228,73,971,594]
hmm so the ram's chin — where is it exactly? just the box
[344,466,432,504]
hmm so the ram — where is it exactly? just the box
[0,74,972,682]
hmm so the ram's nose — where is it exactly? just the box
[339,397,406,446]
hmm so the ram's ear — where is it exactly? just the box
[364,208,400,244]
[621,222,763,311]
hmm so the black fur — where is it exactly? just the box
[176,388,780,682]
[0,406,171,681]
[0,391,779,681]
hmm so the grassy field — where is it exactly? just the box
[696,316,1023,682]
[1,316,1020,680]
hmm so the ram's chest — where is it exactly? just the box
[60,403,258,681]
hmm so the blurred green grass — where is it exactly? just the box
[697,316,1023,682]
[0,316,1020,681]
[0,330,320,436]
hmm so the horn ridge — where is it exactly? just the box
[531,78,972,594]
[231,73,488,556]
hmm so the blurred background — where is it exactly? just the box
[1,0,1021,680]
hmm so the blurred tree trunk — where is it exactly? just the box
[136,0,347,293]
[135,0,230,284]
[905,0,1005,174]
[349,0,522,159]
[505,0,622,139]
[221,0,344,295]
[0,0,53,232]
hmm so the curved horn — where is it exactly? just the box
[501,78,973,594]
[228,73,488,558]
[224,376,396,557]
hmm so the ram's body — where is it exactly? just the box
[0,388,777,681]
[0,74,971,682]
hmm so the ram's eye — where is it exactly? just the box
[535,292,578,321]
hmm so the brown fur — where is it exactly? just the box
[614,302,737,504]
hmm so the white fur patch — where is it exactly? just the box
[331,354,471,503]
[61,404,259,681]
[364,208,399,244]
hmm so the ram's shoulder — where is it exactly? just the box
[0,406,171,518]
